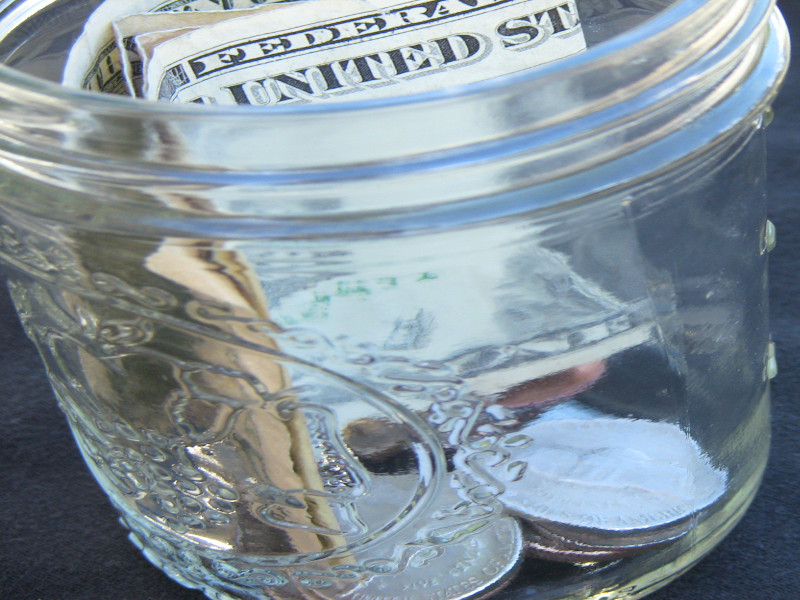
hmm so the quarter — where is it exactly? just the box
[493,417,727,547]
[306,478,525,600]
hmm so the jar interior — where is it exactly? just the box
[0,1,788,600]
[0,0,678,87]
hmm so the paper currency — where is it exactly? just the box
[236,229,652,401]
[114,9,280,95]
[140,0,586,104]
[62,0,282,93]
[64,0,587,102]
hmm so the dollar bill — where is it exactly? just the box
[139,0,586,105]
[62,0,282,93]
[114,9,282,95]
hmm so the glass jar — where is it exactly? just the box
[0,1,789,599]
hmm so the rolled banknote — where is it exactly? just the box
[138,0,587,104]
[62,0,284,93]
[140,227,353,556]
[114,9,284,95]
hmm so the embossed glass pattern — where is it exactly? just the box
[0,1,790,599]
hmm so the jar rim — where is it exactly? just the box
[0,0,787,233]
[0,0,768,116]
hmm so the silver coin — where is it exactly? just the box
[305,478,524,600]
[490,417,726,546]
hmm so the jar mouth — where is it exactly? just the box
[0,0,763,116]
[0,0,776,170]
[0,0,787,233]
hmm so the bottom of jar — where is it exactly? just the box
[492,393,770,600]
[577,459,766,600]
[117,430,766,600]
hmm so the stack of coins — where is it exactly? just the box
[493,417,727,560]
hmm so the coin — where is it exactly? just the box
[495,360,607,408]
[492,417,726,547]
[523,521,679,564]
[343,418,411,460]
[344,417,457,473]
[342,417,425,475]
[306,478,524,600]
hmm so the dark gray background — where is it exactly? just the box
[1,2,798,598]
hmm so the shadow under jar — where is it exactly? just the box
[0,0,789,599]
